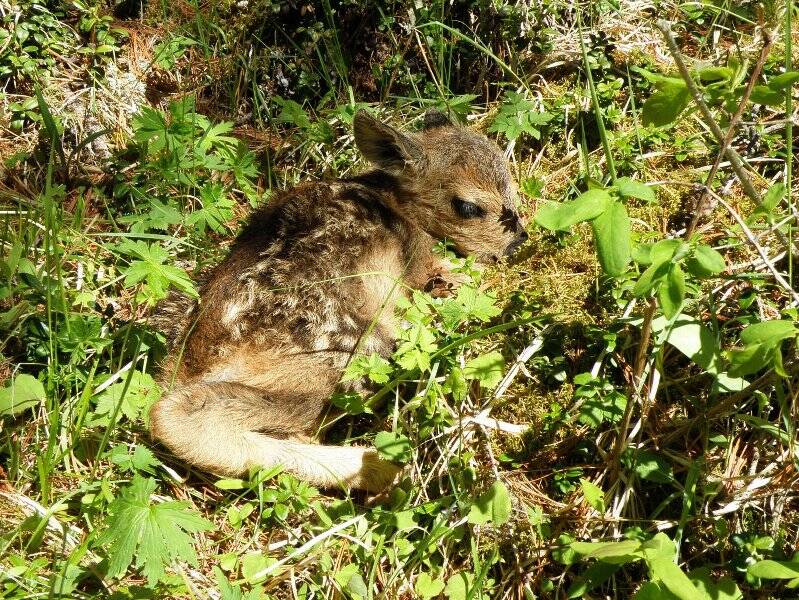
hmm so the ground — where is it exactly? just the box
[1,0,799,598]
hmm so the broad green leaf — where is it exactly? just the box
[447,367,468,402]
[241,552,273,582]
[632,581,674,599]
[651,239,684,265]
[749,183,785,222]
[648,557,705,600]
[592,200,631,276]
[571,539,642,564]
[615,177,656,202]
[0,373,45,416]
[662,318,720,374]
[467,480,512,526]
[640,533,678,561]
[727,342,774,378]
[415,573,446,599]
[688,567,743,600]
[633,242,654,265]
[463,351,505,389]
[768,71,799,90]
[697,66,733,82]
[534,189,611,231]
[750,85,783,106]
[567,561,620,598]
[633,261,670,297]
[642,81,691,127]
[740,320,797,345]
[625,450,673,483]
[580,478,605,512]
[578,390,626,428]
[748,560,799,579]
[374,431,412,464]
[658,264,685,318]
[685,245,725,277]
[95,475,213,584]
[444,572,474,600]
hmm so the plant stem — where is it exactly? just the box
[687,32,774,238]
[655,19,762,205]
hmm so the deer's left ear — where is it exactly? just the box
[422,109,452,130]
[354,111,423,173]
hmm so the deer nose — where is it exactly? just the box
[504,230,528,256]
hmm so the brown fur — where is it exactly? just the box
[149,111,527,491]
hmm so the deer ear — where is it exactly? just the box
[354,111,423,173]
[422,109,452,130]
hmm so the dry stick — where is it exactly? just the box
[709,188,799,305]
[655,20,763,206]
[686,32,774,238]
[611,298,657,462]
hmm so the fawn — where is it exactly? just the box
[149,110,528,491]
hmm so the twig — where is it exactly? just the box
[655,20,763,206]
[708,189,799,306]
[687,31,774,237]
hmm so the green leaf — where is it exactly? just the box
[748,560,799,579]
[684,245,725,277]
[580,478,605,512]
[116,240,198,303]
[342,353,393,384]
[697,66,733,82]
[447,367,468,402]
[740,320,797,345]
[534,189,610,231]
[467,480,512,526]
[640,533,678,561]
[688,567,743,600]
[571,539,642,564]
[615,177,656,202]
[648,557,704,600]
[633,242,654,265]
[463,351,505,389]
[94,371,161,423]
[625,450,673,483]
[658,264,685,318]
[109,444,160,475]
[768,71,799,90]
[632,581,674,599]
[592,200,632,276]
[642,81,691,127]
[374,431,412,464]
[750,85,784,106]
[444,572,474,600]
[453,285,502,323]
[95,475,213,584]
[651,239,684,265]
[567,561,620,598]
[415,573,446,599]
[633,261,670,297]
[727,342,774,378]
[0,373,45,416]
[749,183,785,222]
[662,318,720,374]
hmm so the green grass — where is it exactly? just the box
[2,1,799,598]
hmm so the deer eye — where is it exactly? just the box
[451,197,485,219]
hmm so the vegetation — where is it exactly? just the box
[1,0,798,598]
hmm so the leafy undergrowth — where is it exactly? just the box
[1,1,799,599]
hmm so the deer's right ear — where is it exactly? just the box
[354,111,423,173]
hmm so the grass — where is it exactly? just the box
[1,0,799,598]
